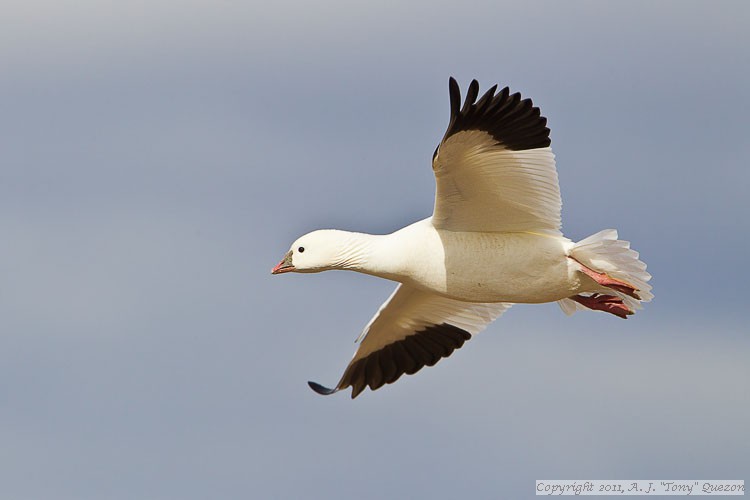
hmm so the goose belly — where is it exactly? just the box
[409,231,579,303]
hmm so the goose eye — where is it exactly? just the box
[298,246,305,253]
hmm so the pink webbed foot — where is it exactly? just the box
[571,294,634,319]
[570,257,641,300]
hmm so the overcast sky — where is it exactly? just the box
[1,1,748,498]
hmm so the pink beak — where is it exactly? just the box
[271,250,295,275]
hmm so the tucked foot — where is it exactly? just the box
[571,294,634,319]
[570,257,641,299]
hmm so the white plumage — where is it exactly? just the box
[272,78,652,398]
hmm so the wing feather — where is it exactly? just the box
[432,78,562,234]
[308,284,511,398]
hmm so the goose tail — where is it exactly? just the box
[559,229,653,317]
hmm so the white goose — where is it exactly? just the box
[272,78,652,398]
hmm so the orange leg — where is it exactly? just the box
[571,294,633,319]
[569,257,641,299]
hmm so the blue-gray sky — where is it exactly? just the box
[1,1,748,498]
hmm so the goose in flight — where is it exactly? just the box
[271,78,652,398]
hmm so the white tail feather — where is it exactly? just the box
[558,229,653,315]
[558,297,584,316]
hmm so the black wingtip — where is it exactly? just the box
[448,77,461,119]
[307,381,339,396]
[463,79,479,112]
[440,77,551,151]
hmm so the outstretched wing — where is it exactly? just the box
[431,78,562,235]
[308,284,512,398]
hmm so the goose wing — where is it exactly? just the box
[309,284,511,398]
[431,78,562,235]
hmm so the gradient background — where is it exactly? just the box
[2,1,748,498]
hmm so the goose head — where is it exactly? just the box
[271,230,348,274]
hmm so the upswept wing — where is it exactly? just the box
[431,78,562,234]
